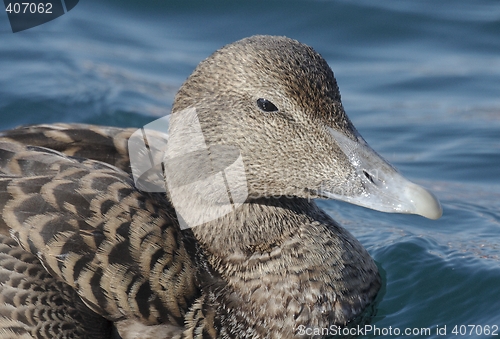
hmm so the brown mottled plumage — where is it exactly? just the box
[0,234,113,339]
[0,133,200,338]
[0,36,440,339]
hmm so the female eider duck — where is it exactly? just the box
[0,35,441,339]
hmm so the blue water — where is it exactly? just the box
[1,1,499,338]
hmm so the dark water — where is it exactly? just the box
[1,1,499,338]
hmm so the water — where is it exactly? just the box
[1,1,500,338]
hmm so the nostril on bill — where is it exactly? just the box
[363,169,376,184]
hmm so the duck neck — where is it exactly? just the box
[190,197,320,260]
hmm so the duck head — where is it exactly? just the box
[145,35,442,226]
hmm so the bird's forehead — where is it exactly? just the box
[212,44,341,102]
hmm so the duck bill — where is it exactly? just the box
[320,128,442,220]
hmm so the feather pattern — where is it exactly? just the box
[0,234,114,339]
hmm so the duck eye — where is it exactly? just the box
[256,98,278,112]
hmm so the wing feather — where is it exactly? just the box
[0,135,200,327]
[0,124,135,173]
[0,234,114,339]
